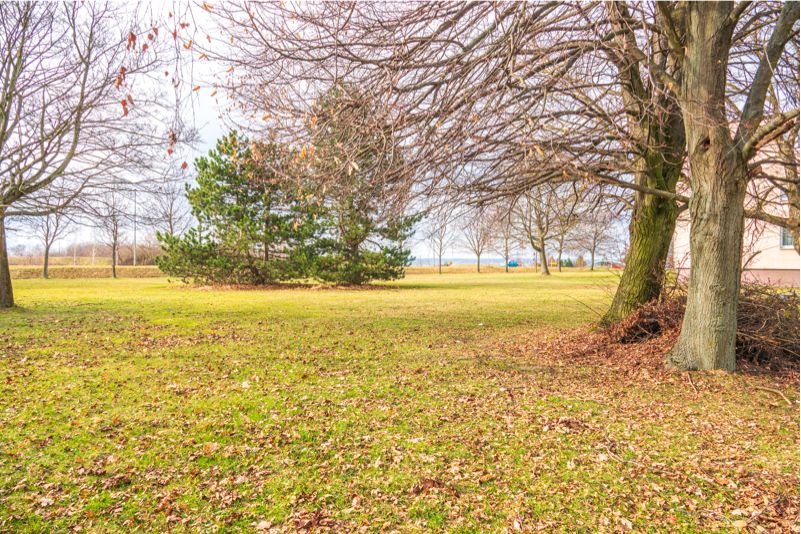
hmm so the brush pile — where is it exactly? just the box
[608,282,800,365]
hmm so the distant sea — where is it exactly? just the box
[411,257,528,266]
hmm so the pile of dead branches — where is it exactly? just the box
[608,282,799,365]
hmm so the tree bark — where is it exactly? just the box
[538,235,550,275]
[602,192,678,324]
[667,2,744,371]
[667,159,745,371]
[590,244,595,271]
[0,213,13,308]
[43,243,50,279]
[601,3,687,326]
[476,254,481,273]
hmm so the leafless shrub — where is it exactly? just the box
[608,282,800,366]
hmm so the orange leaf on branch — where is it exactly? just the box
[115,66,127,89]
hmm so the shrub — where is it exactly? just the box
[157,132,319,285]
[607,282,800,365]
[157,128,418,286]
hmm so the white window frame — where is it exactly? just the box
[780,227,795,249]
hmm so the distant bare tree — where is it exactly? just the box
[492,201,517,273]
[577,207,619,272]
[516,186,556,276]
[86,190,129,279]
[25,213,71,279]
[147,179,192,237]
[426,208,457,274]
[551,184,586,273]
[462,207,495,273]
[18,181,76,278]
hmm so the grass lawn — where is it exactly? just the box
[0,273,797,532]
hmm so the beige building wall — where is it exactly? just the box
[672,217,799,287]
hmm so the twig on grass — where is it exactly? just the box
[755,386,793,407]
[685,372,699,396]
[566,295,603,318]
[747,495,784,526]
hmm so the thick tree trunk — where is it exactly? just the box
[602,194,677,324]
[667,160,745,371]
[602,4,687,326]
[0,213,13,308]
[476,254,481,273]
[43,244,50,279]
[667,2,743,371]
[438,256,442,274]
[590,245,596,271]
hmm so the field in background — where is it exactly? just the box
[9,262,618,279]
[0,274,797,531]
[9,256,113,267]
[405,264,618,275]
[10,265,162,279]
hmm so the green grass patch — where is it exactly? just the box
[0,272,797,531]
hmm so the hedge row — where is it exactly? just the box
[10,266,163,279]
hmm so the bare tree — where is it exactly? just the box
[426,208,457,275]
[25,213,71,279]
[16,180,76,278]
[515,186,556,276]
[86,190,129,279]
[461,207,495,273]
[0,2,185,307]
[577,208,619,272]
[205,2,687,323]
[551,184,586,273]
[147,179,192,237]
[664,2,799,371]
[492,201,517,273]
